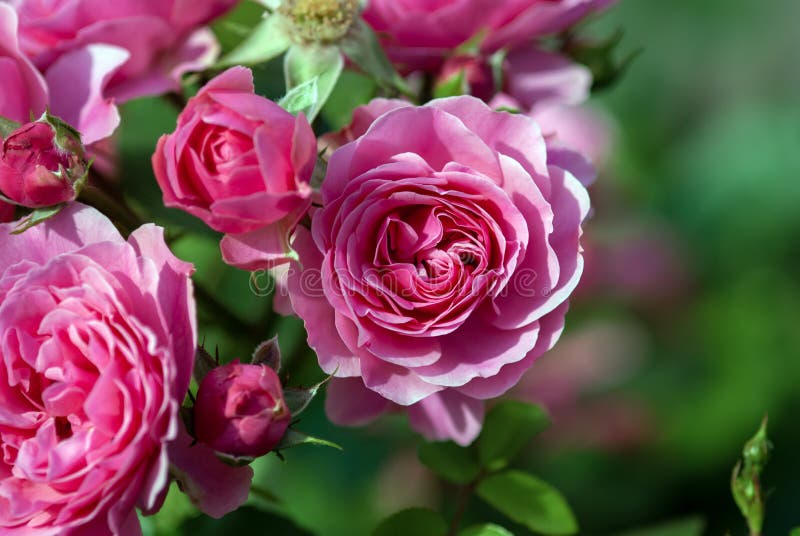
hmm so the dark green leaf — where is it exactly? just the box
[459,523,514,536]
[284,44,344,122]
[339,20,412,97]
[372,508,447,536]
[476,470,578,535]
[616,517,705,536]
[0,116,21,138]
[275,429,342,451]
[217,12,292,68]
[417,441,480,484]
[477,401,550,470]
[790,528,800,536]
[181,506,312,535]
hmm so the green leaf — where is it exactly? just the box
[433,69,467,99]
[417,441,480,484]
[790,528,800,536]
[339,19,412,97]
[12,205,64,234]
[284,44,344,122]
[275,429,342,451]
[477,401,550,470]
[217,12,292,68]
[0,116,21,138]
[459,523,514,536]
[320,70,378,131]
[616,517,705,536]
[476,470,578,535]
[372,508,447,536]
[278,77,319,117]
[181,506,313,535]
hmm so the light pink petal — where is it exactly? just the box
[45,44,129,144]
[0,4,48,123]
[220,222,295,271]
[407,390,485,446]
[506,50,592,112]
[325,377,393,426]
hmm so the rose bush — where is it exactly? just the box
[154,66,317,271]
[194,361,291,458]
[287,96,590,445]
[0,204,251,534]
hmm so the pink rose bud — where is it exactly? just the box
[194,361,291,458]
[0,116,87,208]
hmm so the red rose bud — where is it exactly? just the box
[194,361,291,458]
[0,116,87,208]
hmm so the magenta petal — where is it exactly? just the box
[325,377,393,426]
[167,425,253,519]
[407,390,485,446]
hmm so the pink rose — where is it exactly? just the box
[288,96,590,445]
[153,67,317,270]
[194,361,291,458]
[0,3,47,123]
[0,204,197,534]
[0,119,86,207]
[3,0,236,143]
[363,0,613,71]
[0,3,125,144]
[362,0,494,72]
[10,0,235,100]
[482,0,616,52]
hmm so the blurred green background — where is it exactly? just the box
[121,0,800,534]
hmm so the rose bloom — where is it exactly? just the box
[363,0,613,71]
[153,67,317,270]
[2,0,236,143]
[194,361,291,458]
[0,120,86,208]
[0,2,125,144]
[288,96,590,445]
[0,204,197,533]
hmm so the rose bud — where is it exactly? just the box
[0,115,87,208]
[194,360,291,459]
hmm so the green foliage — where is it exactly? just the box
[372,508,448,536]
[181,506,313,535]
[417,441,481,484]
[459,524,513,536]
[615,517,706,536]
[284,45,344,122]
[476,470,578,535]
[320,71,377,131]
[477,401,550,471]
[216,12,292,68]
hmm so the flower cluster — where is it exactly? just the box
[0,0,621,531]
